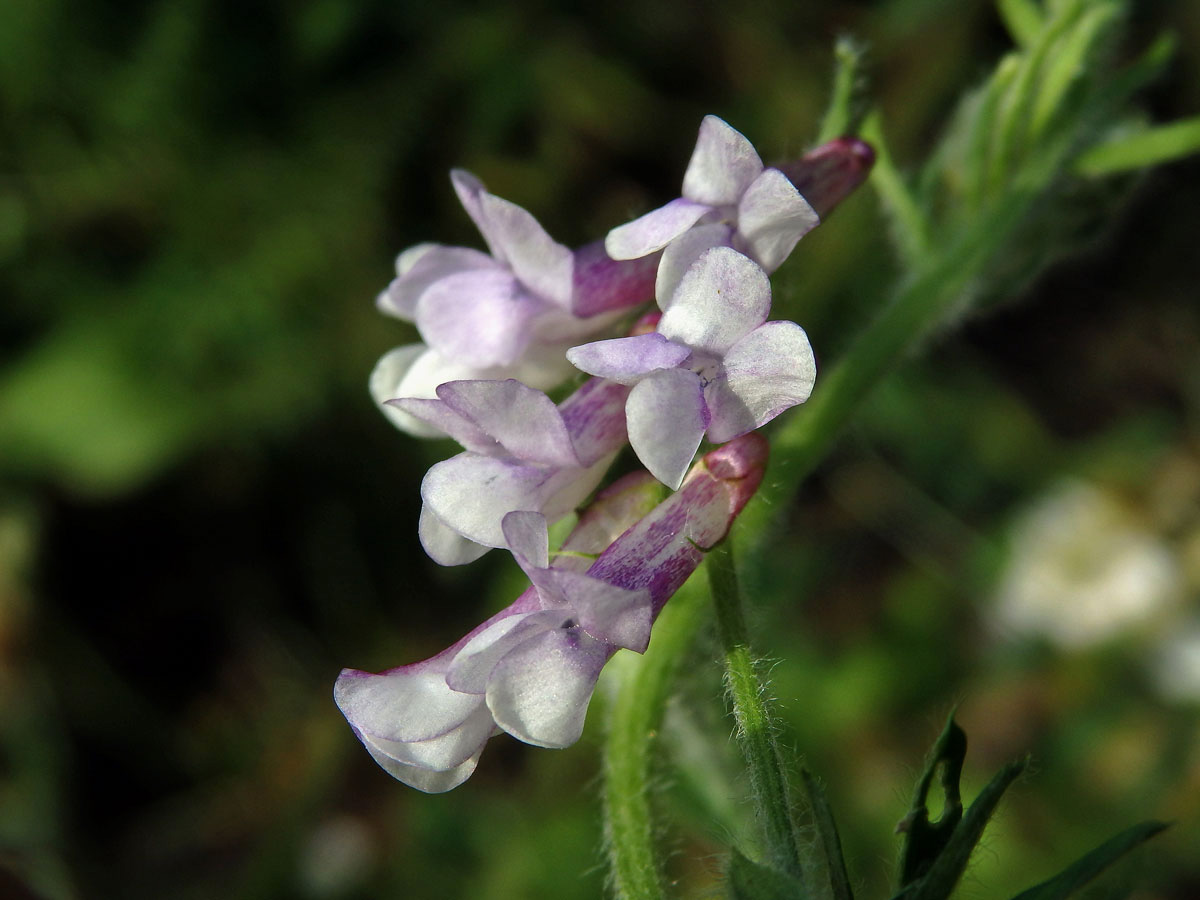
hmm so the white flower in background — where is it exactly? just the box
[1150,621,1200,704]
[991,479,1182,649]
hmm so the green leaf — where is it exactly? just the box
[817,36,866,144]
[728,849,809,900]
[860,110,933,267]
[800,769,855,900]
[996,0,1044,47]
[901,758,1028,900]
[1074,116,1200,176]
[1007,821,1169,900]
[896,713,966,888]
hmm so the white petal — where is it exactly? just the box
[378,244,498,320]
[540,450,620,522]
[681,115,763,206]
[655,223,734,309]
[419,504,492,566]
[479,191,574,309]
[486,629,610,748]
[421,455,551,549]
[436,379,578,468]
[604,198,710,260]
[704,321,816,443]
[360,703,494,771]
[445,610,565,693]
[334,665,480,744]
[369,345,444,437]
[450,169,507,261]
[416,268,540,368]
[658,246,771,355]
[736,168,820,272]
[626,369,708,491]
[361,736,483,793]
[389,397,498,455]
[566,334,691,385]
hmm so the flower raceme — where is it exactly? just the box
[370,171,658,437]
[335,435,768,792]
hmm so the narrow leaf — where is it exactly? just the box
[729,849,809,900]
[801,769,854,900]
[1007,821,1169,900]
[817,36,866,144]
[896,714,967,888]
[997,0,1044,47]
[1074,117,1200,176]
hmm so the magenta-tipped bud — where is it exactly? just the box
[776,137,875,219]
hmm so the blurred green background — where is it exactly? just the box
[1,0,1197,897]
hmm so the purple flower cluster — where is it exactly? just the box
[341,116,872,789]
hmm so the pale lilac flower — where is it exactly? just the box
[568,246,815,489]
[371,172,657,437]
[605,115,820,275]
[392,376,632,565]
[606,120,875,306]
[334,435,768,792]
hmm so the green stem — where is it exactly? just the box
[708,541,804,879]
[603,579,709,900]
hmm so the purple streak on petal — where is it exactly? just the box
[421,455,551,549]
[681,115,764,206]
[486,627,610,748]
[566,333,691,384]
[557,378,631,467]
[774,137,875,220]
[626,368,708,490]
[604,197,711,260]
[436,379,579,468]
[704,321,817,443]
[378,244,498,320]
[736,168,820,272]
[478,191,574,310]
[560,471,663,558]
[571,239,660,317]
[549,569,653,652]
[655,223,734,310]
[658,246,772,355]
[416,269,540,368]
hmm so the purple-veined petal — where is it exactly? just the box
[334,665,481,744]
[419,504,493,566]
[416,268,540,368]
[478,191,574,309]
[557,378,631,467]
[604,197,711,260]
[389,397,499,456]
[359,704,495,771]
[655,223,734,310]
[658,246,771,355]
[436,379,578,468]
[548,569,653,652]
[377,244,498,320]
[360,736,483,793]
[681,115,764,206]
[560,471,664,558]
[704,321,816,443]
[626,368,708,491]
[571,239,660,318]
[501,510,551,570]
[735,168,820,272]
[486,628,610,748]
[566,333,691,384]
[445,609,567,693]
[421,455,551,550]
